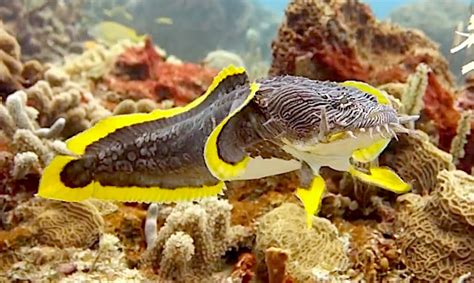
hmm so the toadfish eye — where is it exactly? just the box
[339,96,352,107]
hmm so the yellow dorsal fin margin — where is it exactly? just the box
[340,81,391,105]
[204,82,260,180]
[66,64,247,155]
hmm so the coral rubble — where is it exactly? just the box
[396,170,474,282]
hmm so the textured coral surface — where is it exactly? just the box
[396,170,474,282]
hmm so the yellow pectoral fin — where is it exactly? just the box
[340,81,391,105]
[295,175,326,229]
[348,166,411,193]
[37,155,94,202]
[204,82,259,180]
[352,138,391,163]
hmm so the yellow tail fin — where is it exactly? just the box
[37,155,94,202]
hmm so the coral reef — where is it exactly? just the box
[105,38,219,106]
[143,198,252,282]
[388,0,469,80]
[0,0,87,63]
[255,203,350,282]
[396,170,474,282]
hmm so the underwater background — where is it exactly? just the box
[0,0,474,282]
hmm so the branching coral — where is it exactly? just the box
[396,170,474,282]
[0,22,23,97]
[25,67,111,138]
[143,198,251,282]
[0,89,66,183]
[255,203,350,282]
[450,110,473,165]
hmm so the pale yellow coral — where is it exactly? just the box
[144,198,251,281]
[34,201,104,248]
[450,110,472,165]
[255,203,350,282]
[397,170,474,282]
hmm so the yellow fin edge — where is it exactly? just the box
[204,82,259,180]
[340,81,391,105]
[352,138,391,163]
[348,165,411,194]
[67,64,247,155]
[38,155,224,203]
[295,175,326,229]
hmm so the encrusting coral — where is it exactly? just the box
[143,198,252,282]
[396,170,474,282]
[255,203,350,282]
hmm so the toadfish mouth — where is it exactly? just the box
[332,113,419,141]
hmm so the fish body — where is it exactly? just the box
[38,66,417,227]
[89,21,145,46]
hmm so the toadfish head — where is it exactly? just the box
[255,77,418,149]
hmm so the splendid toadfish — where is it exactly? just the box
[38,65,418,228]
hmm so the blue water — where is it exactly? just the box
[256,0,471,19]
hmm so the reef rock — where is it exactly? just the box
[396,170,474,282]
[106,38,218,106]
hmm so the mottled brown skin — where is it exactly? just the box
[61,73,259,189]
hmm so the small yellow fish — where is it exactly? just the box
[155,17,173,25]
[89,21,146,46]
[103,6,134,21]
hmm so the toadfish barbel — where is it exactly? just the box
[38,65,417,228]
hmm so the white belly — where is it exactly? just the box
[230,156,301,180]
